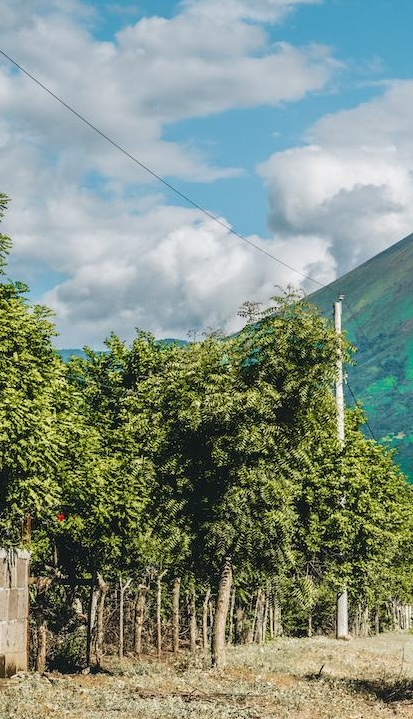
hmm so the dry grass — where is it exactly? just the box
[2,634,413,718]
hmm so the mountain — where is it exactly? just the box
[57,339,188,364]
[310,232,413,480]
[58,348,88,362]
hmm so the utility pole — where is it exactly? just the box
[334,295,348,639]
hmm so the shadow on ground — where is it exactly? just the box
[306,670,413,705]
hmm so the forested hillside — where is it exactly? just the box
[310,232,413,480]
[1,193,412,671]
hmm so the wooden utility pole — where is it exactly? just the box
[334,296,348,639]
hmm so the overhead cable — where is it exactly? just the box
[0,48,324,288]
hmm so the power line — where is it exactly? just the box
[0,48,324,289]
[0,49,397,447]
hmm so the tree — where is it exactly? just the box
[0,195,67,553]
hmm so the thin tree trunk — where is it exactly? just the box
[361,605,370,637]
[35,578,51,673]
[202,587,211,652]
[227,586,236,645]
[263,594,269,644]
[94,575,109,667]
[134,585,148,656]
[86,571,98,667]
[308,612,313,638]
[247,590,260,644]
[189,589,197,654]
[269,605,274,640]
[211,557,233,668]
[119,577,132,660]
[273,599,282,637]
[375,605,380,635]
[254,589,265,644]
[209,597,214,635]
[172,577,181,654]
[156,570,166,660]
[236,606,245,644]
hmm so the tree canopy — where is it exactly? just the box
[0,192,411,667]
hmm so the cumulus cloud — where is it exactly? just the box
[41,208,332,347]
[0,0,336,181]
[0,0,339,345]
[259,81,413,276]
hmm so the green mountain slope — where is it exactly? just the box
[310,232,413,479]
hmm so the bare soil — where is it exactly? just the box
[2,633,413,718]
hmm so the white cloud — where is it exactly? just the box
[1,168,326,347]
[259,81,413,276]
[182,0,322,24]
[41,207,332,347]
[0,0,337,182]
[0,0,339,346]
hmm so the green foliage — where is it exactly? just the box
[0,192,412,645]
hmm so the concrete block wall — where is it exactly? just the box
[0,549,30,677]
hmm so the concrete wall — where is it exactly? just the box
[0,549,30,677]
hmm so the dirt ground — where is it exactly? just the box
[2,633,413,718]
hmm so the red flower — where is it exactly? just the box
[57,513,65,522]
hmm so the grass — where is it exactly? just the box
[2,633,413,718]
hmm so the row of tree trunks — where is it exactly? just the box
[32,569,284,672]
[387,600,413,631]
[353,603,370,638]
[34,572,413,673]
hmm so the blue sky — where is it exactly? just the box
[1,0,413,346]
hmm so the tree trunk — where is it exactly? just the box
[94,574,109,667]
[209,596,214,636]
[360,605,370,637]
[227,586,236,645]
[134,585,148,656]
[308,611,313,638]
[247,590,260,644]
[254,589,265,644]
[172,577,181,654]
[189,589,197,654]
[263,594,269,644]
[273,599,282,637]
[119,577,132,660]
[86,571,98,667]
[35,577,51,673]
[156,571,166,660]
[202,587,211,652]
[269,604,274,640]
[375,605,380,635]
[235,606,245,644]
[211,557,232,668]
